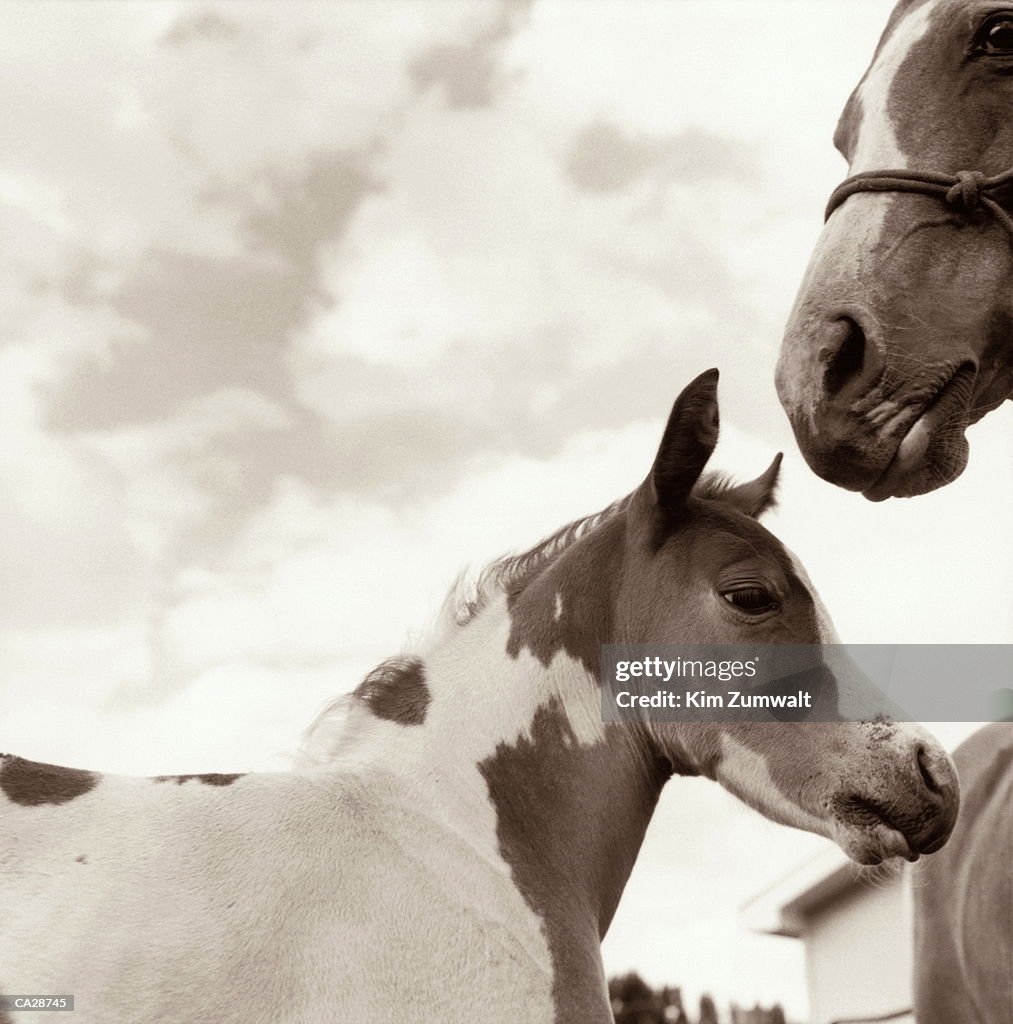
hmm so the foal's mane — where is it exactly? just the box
[299,471,733,763]
[450,492,633,626]
[450,470,738,625]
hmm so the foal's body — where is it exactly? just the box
[2,741,558,1023]
[0,372,958,1024]
[1,598,658,1024]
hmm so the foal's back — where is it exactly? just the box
[0,755,552,1024]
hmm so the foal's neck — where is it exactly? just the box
[342,515,667,940]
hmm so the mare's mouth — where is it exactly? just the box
[862,363,977,501]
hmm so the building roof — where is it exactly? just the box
[740,847,902,938]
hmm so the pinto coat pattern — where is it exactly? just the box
[0,373,958,1024]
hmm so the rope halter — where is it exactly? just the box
[825,166,1013,238]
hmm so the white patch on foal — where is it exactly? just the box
[294,591,607,1018]
[0,589,612,1024]
[715,733,827,836]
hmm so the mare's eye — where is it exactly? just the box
[981,15,1013,53]
[722,587,778,614]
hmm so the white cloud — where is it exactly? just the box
[156,416,663,675]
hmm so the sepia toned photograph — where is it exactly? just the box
[0,1,1011,1022]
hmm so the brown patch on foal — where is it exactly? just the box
[0,755,98,806]
[152,773,244,786]
[478,698,666,1024]
[354,656,431,726]
[504,515,625,678]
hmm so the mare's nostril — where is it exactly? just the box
[822,316,867,395]
[916,744,943,796]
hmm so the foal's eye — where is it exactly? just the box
[722,587,778,614]
[980,14,1013,53]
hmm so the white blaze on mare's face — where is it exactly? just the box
[850,0,940,171]
[807,1,941,280]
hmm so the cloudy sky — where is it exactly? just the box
[2,1,1010,1017]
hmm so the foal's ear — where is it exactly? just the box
[650,368,720,513]
[721,453,783,518]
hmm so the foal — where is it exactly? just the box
[0,370,958,1024]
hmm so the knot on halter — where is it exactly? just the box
[945,170,987,211]
[825,165,1013,240]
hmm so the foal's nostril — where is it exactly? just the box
[916,744,943,796]
[822,316,867,395]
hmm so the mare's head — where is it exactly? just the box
[619,369,958,863]
[777,0,1013,499]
